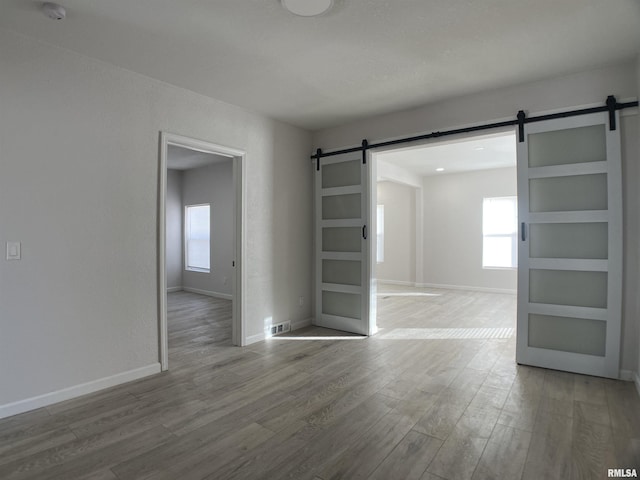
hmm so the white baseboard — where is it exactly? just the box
[378,279,517,295]
[619,369,634,382]
[0,363,161,420]
[619,370,640,397]
[418,282,517,295]
[167,286,183,293]
[377,279,415,287]
[245,332,265,345]
[245,317,313,346]
[182,287,232,300]
[292,317,312,331]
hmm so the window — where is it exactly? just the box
[185,204,210,272]
[483,196,517,269]
[377,205,384,263]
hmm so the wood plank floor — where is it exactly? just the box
[1,287,639,479]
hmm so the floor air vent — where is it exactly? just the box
[270,321,291,336]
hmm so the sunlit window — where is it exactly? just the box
[483,196,517,269]
[185,204,210,272]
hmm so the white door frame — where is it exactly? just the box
[158,132,246,371]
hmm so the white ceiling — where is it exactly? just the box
[377,131,516,177]
[2,1,639,131]
[167,145,230,170]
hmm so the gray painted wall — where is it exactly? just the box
[166,162,234,296]
[637,54,640,388]
[0,28,312,412]
[166,169,183,290]
[313,62,639,374]
[377,168,517,291]
[376,181,416,284]
[182,161,234,296]
[422,167,517,292]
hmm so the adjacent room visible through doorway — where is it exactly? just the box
[373,131,518,339]
[166,145,235,364]
[159,134,245,370]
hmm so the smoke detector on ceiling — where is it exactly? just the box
[281,0,333,17]
[42,2,66,20]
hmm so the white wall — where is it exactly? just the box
[636,55,640,389]
[376,181,416,284]
[313,62,640,374]
[422,167,517,293]
[377,160,422,188]
[182,161,234,297]
[0,29,312,414]
[166,169,183,290]
[621,111,640,381]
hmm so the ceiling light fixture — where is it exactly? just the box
[281,0,333,17]
[436,167,445,172]
[42,2,66,20]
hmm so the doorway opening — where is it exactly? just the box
[370,130,518,339]
[158,133,245,371]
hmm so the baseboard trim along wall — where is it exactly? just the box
[182,287,232,300]
[166,286,183,293]
[377,279,517,295]
[619,368,640,397]
[0,363,161,420]
[620,369,634,382]
[245,317,313,346]
[292,317,312,330]
[245,332,265,345]
[376,279,415,287]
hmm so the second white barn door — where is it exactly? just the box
[516,111,622,378]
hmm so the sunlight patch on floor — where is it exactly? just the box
[379,327,514,339]
[270,335,366,341]
[377,292,442,297]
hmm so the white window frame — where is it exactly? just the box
[482,196,517,270]
[184,203,211,273]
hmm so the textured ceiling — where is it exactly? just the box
[167,145,231,170]
[2,0,639,130]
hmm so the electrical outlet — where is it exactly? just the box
[223,276,228,285]
[299,296,304,307]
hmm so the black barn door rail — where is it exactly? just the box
[311,95,638,163]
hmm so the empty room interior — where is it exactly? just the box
[375,133,518,344]
[1,1,640,479]
[165,145,235,361]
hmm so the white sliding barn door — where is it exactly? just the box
[516,112,622,378]
[314,152,372,335]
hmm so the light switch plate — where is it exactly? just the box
[6,242,21,260]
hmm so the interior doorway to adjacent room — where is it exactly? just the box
[158,133,245,371]
[371,131,518,340]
